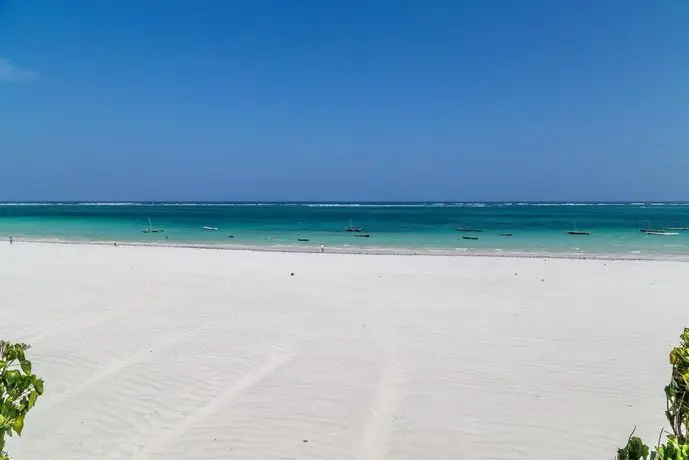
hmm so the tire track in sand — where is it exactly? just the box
[39,327,195,410]
[133,350,294,459]
[361,333,403,460]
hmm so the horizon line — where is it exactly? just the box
[1,200,689,205]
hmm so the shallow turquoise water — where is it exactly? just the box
[2,202,689,255]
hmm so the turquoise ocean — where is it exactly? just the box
[2,202,689,257]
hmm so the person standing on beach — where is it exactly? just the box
[9,236,13,245]
[320,244,324,253]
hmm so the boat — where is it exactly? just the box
[462,236,479,240]
[354,233,370,238]
[456,228,483,232]
[640,220,664,233]
[203,226,218,231]
[646,231,678,236]
[567,221,590,236]
[297,238,310,242]
[500,233,513,237]
[227,234,234,239]
[345,219,363,233]
[142,218,164,233]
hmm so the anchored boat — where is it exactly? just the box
[567,221,590,236]
[143,218,164,233]
[345,219,363,233]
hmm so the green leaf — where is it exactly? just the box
[3,349,15,362]
[27,391,38,409]
[12,415,24,436]
[642,444,650,459]
[34,378,44,395]
[12,344,25,362]
[3,370,20,388]
[617,436,651,460]
[665,384,676,399]
[0,341,42,455]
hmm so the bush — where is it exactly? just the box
[617,328,689,460]
[0,342,44,460]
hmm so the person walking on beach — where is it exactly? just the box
[9,236,13,245]
[320,244,324,253]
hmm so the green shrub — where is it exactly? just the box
[0,342,44,460]
[617,328,689,460]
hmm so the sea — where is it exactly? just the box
[2,202,689,258]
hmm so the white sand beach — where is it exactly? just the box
[1,242,686,459]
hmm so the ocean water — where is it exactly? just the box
[2,202,689,257]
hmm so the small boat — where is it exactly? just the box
[354,234,370,238]
[500,233,513,237]
[227,234,234,239]
[345,219,363,233]
[646,231,678,236]
[640,220,664,233]
[456,228,483,233]
[462,236,479,240]
[567,221,589,235]
[297,238,310,242]
[203,226,218,231]
[143,218,164,233]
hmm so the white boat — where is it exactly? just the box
[203,226,218,231]
[646,231,678,236]
[143,218,164,233]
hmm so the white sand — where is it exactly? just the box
[1,243,686,459]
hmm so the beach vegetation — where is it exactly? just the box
[617,328,689,460]
[0,341,44,460]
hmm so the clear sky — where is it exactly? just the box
[1,0,688,202]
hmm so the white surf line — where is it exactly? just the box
[360,334,403,460]
[134,350,294,459]
[39,327,197,410]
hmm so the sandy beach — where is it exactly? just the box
[1,242,686,459]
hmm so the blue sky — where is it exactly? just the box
[1,0,688,202]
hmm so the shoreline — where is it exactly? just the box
[8,236,689,262]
